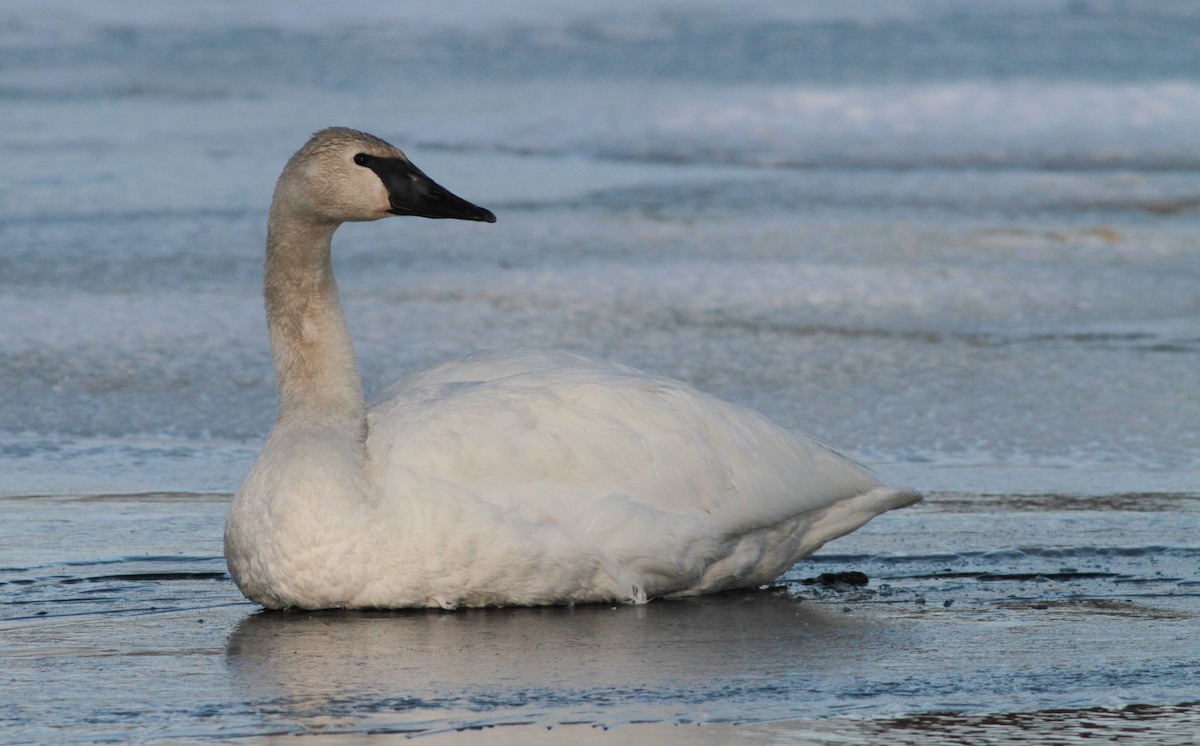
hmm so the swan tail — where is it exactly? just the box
[799,486,922,556]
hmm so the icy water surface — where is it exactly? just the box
[3,491,1198,741]
[2,0,1199,741]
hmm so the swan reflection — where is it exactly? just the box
[225,591,900,733]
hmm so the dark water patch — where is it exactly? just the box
[995,599,1190,620]
[866,701,1200,746]
[637,308,1200,356]
[8,554,226,574]
[788,541,1200,619]
[577,146,1200,174]
[7,5,1198,97]
[1136,197,1200,216]
[808,545,1200,565]
[2,490,231,503]
[0,554,237,626]
[883,570,1123,582]
[526,172,1200,221]
[800,571,871,587]
[933,491,1200,513]
[59,571,228,584]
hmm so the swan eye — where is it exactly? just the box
[353,153,370,167]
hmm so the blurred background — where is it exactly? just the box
[1,0,1197,496]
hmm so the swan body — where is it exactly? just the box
[224,127,919,610]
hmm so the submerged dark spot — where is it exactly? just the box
[802,571,870,587]
[976,571,1117,582]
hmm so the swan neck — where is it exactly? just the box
[263,211,365,438]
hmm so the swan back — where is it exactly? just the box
[365,350,920,604]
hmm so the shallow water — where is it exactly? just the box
[2,0,1199,741]
[3,491,1197,741]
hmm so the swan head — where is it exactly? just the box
[273,127,496,225]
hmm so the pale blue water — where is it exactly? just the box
[1,1,1198,741]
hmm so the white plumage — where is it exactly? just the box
[223,127,919,610]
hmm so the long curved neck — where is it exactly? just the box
[263,208,366,441]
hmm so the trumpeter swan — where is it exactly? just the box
[223,127,919,610]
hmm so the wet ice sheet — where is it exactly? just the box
[3,0,1199,478]
[2,490,1196,741]
[3,187,1198,484]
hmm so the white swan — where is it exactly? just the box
[223,127,920,610]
